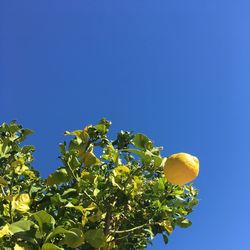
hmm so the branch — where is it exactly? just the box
[0,185,7,196]
[104,209,111,236]
[82,190,97,205]
[111,223,149,234]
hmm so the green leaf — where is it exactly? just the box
[95,118,111,135]
[177,218,192,228]
[9,220,34,234]
[42,243,64,250]
[65,203,85,213]
[46,226,84,248]
[67,155,82,171]
[153,178,166,192]
[19,129,33,142]
[101,143,120,164]
[0,176,8,186]
[8,221,37,245]
[162,234,169,244]
[94,124,107,134]
[21,145,35,154]
[81,151,101,168]
[85,229,105,248]
[50,193,67,206]
[59,228,84,248]
[45,227,70,242]
[123,148,162,167]
[32,210,55,234]
[47,168,70,186]
[133,133,153,150]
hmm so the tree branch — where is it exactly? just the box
[104,209,111,236]
[111,223,149,234]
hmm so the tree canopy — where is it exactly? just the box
[0,119,198,249]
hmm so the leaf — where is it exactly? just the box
[88,210,103,223]
[93,188,100,197]
[45,227,70,242]
[101,143,120,164]
[14,243,26,250]
[94,124,107,134]
[62,188,77,197]
[19,129,33,142]
[65,203,85,213]
[0,224,11,238]
[50,193,67,206]
[123,148,162,167]
[32,210,55,234]
[153,178,166,192]
[94,118,111,135]
[9,220,34,235]
[85,229,105,248]
[123,148,145,159]
[0,176,8,186]
[177,218,192,228]
[81,151,101,168]
[67,154,82,173]
[80,171,95,182]
[46,226,84,248]
[42,243,64,250]
[133,133,153,150]
[12,193,31,212]
[159,221,173,235]
[0,142,10,158]
[162,234,169,244]
[59,228,85,248]
[113,165,130,176]
[21,145,35,154]
[47,168,70,186]
[65,202,96,213]
[64,127,89,144]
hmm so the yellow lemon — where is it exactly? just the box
[163,153,199,185]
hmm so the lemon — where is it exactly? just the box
[163,153,199,185]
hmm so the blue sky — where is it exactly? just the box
[1,1,250,249]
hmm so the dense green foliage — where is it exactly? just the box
[0,119,198,249]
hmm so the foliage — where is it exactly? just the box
[0,119,198,249]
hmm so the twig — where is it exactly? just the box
[111,223,149,234]
[0,185,7,196]
[104,209,111,236]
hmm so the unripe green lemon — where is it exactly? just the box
[164,153,199,185]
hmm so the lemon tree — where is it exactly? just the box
[0,119,199,249]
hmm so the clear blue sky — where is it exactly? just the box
[1,1,250,249]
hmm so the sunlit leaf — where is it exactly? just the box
[42,243,64,250]
[9,220,34,235]
[12,193,31,212]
